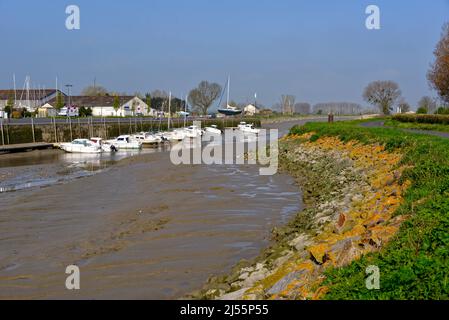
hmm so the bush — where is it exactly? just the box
[436,107,449,115]
[11,111,22,119]
[393,114,449,125]
[417,107,428,114]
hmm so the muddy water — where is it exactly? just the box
[0,121,308,299]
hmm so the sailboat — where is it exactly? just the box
[218,76,243,116]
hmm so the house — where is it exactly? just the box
[37,103,57,118]
[47,95,156,117]
[244,104,260,116]
[0,89,65,112]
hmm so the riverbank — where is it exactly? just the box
[192,120,449,300]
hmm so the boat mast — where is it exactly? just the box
[13,74,17,108]
[226,76,230,107]
[184,94,187,128]
[168,91,172,130]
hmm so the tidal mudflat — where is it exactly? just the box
[0,126,303,299]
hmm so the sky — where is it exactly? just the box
[0,0,448,110]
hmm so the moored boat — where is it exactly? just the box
[204,125,222,135]
[60,139,101,154]
[107,135,142,150]
[131,132,163,147]
[238,122,260,135]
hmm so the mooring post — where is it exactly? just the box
[0,118,4,145]
[53,117,58,142]
[103,117,107,139]
[69,117,73,141]
[31,117,36,143]
[90,117,94,137]
[5,120,10,144]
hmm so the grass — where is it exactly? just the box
[289,120,449,300]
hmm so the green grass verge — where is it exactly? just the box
[289,120,449,300]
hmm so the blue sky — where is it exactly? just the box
[0,0,448,109]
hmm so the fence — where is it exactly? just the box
[0,117,261,145]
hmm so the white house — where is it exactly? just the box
[47,95,156,117]
[244,104,260,116]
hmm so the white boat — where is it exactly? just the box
[131,132,163,147]
[60,139,101,154]
[162,129,187,142]
[184,125,203,138]
[90,137,119,152]
[238,122,260,135]
[107,135,142,150]
[205,125,222,135]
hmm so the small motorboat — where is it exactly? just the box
[184,125,204,139]
[238,122,260,135]
[90,137,119,152]
[131,132,163,147]
[204,125,223,135]
[162,129,187,142]
[107,135,142,150]
[60,139,101,154]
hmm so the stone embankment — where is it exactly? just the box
[191,132,410,300]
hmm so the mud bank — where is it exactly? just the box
[0,147,301,299]
[192,132,410,300]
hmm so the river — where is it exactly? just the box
[0,119,317,299]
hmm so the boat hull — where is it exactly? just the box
[218,109,242,116]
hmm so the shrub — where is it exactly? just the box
[393,114,449,125]
[436,107,449,115]
[417,107,428,114]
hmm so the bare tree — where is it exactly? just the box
[281,95,295,115]
[398,98,411,113]
[81,85,108,96]
[151,90,169,99]
[428,23,449,103]
[363,81,401,115]
[418,96,437,114]
[188,81,222,115]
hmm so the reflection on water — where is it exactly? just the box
[0,149,160,193]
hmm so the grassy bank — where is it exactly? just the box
[298,121,449,299]
[193,120,449,300]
